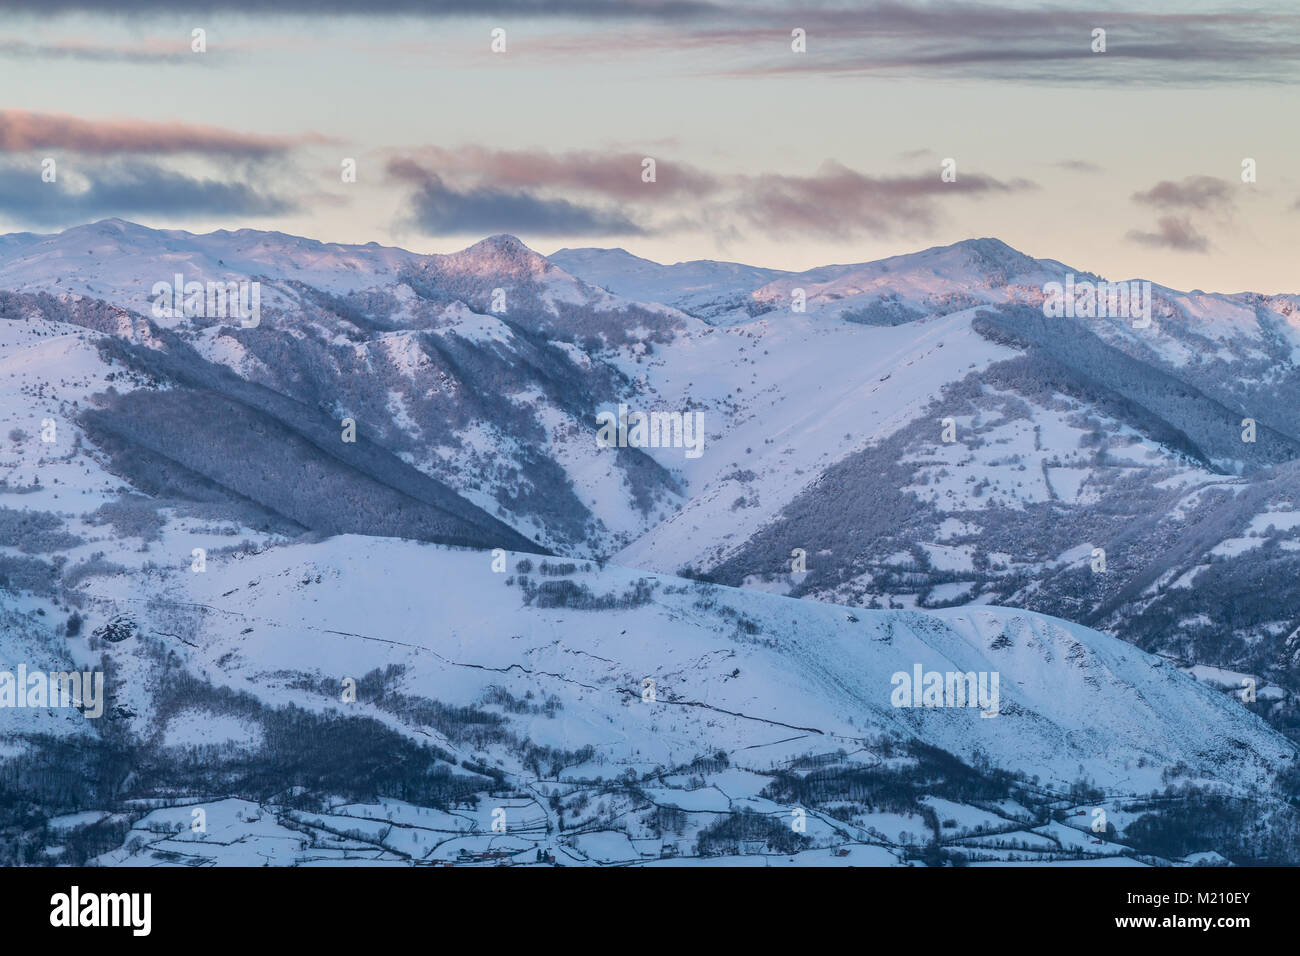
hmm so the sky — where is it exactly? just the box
[1,0,1299,293]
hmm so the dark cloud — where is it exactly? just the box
[0,160,297,226]
[1132,175,1234,211]
[679,4,1300,85]
[0,110,329,156]
[401,173,648,237]
[1127,215,1210,252]
[734,39,1300,78]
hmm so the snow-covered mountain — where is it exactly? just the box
[3,219,1300,865]
[0,221,705,557]
[549,246,794,323]
[553,235,1300,739]
[553,237,1069,326]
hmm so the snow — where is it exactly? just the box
[616,306,1016,572]
[568,830,642,863]
[69,535,1294,802]
[161,710,262,750]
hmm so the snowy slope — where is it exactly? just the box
[553,237,1070,326]
[76,536,1291,795]
[5,533,1274,866]
[612,305,1016,572]
[0,218,426,314]
[548,246,793,322]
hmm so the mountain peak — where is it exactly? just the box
[79,217,153,236]
[551,246,645,264]
[479,233,530,251]
[952,236,1017,257]
[939,236,1046,277]
[439,233,553,278]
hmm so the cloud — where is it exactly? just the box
[3,0,722,17]
[1127,215,1209,252]
[11,1,1298,87]
[388,148,714,236]
[389,148,719,201]
[0,159,298,226]
[730,39,1300,81]
[0,38,195,64]
[731,160,1033,239]
[1126,175,1233,252]
[1054,159,1103,173]
[0,110,331,156]
[681,5,1300,85]
[1132,175,1234,211]
[400,172,648,237]
[389,150,1030,241]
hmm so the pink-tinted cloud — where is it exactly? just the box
[1127,215,1210,252]
[388,149,1030,240]
[0,110,334,155]
[1132,175,1234,211]
[389,147,720,200]
[732,161,1033,238]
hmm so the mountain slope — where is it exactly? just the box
[548,246,793,323]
